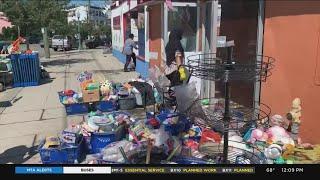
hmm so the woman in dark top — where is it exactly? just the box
[164,28,184,86]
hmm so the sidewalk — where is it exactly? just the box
[0,49,143,164]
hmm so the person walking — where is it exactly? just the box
[123,34,138,72]
[1,43,8,54]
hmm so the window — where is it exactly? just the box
[168,6,197,52]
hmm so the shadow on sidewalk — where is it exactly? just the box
[0,101,12,108]
[93,69,123,75]
[39,78,55,85]
[42,58,95,67]
[0,145,38,164]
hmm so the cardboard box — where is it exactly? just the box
[82,89,100,103]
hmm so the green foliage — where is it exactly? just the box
[0,0,111,42]
[0,0,70,40]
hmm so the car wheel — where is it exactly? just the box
[53,48,58,51]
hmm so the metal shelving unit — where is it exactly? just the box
[185,45,275,164]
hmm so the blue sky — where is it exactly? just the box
[70,0,110,8]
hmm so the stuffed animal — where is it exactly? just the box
[270,114,285,127]
[266,126,294,146]
[249,128,268,143]
[100,80,112,96]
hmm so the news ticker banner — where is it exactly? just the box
[15,166,255,174]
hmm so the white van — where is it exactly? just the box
[51,35,74,51]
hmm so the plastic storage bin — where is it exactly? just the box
[64,103,88,115]
[118,95,136,110]
[90,132,116,154]
[169,156,215,164]
[95,100,118,112]
[10,53,40,87]
[38,137,84,164]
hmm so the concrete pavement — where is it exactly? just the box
[0,48,142,164]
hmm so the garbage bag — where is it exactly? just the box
[149,66,170,89]
[175,82,199,113]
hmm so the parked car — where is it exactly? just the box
[51,35,75,51]
[85,38,101,49]
[27,35,41,44]
[40,38,52,48]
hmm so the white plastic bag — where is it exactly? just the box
[101,140,137,163]
[149,66,170,89]
[175,82,199,113]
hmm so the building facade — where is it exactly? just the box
[67,5,110,26]
[111,0,320,144]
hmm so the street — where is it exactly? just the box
[0,48,145,164]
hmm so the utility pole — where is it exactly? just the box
[77,11,81,51]
[42,27,50,58]
[17,26,20,37]
[88,0,91,24]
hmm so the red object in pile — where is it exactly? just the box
[149,118,160,128]
[199,129,222,145]
[185,139,199,150]
[64,90,75,96]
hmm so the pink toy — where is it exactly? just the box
[250,128,268,143]
[266,126,294,145]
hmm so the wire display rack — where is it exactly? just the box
[195,98,271,133]
[185,46,275,164]
[187,53,275,82]
[198,140,267,164]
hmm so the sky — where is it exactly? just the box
[70,0,111,8]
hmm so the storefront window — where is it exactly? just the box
[168,6,197,52]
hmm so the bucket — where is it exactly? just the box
[118,95,136,110]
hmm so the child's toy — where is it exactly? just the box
[179,66,187,81]
[286,98,302,144]
[43,136,60,149]
[100,80,113,97]
[270,114,284,127]
[264,144,282,160]
[248,128,268,143]
[77,71,93,83]
[266,125,294,146]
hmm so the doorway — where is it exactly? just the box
[215,0,260,108]
[164,2,201,94]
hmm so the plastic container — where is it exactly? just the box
[90,132,116,154]
[65,103,88,115]
[38,137,84,164]
[10,53,40,87]
[95,100,118,112]
[118,95,136,110]
[169,156,215,164]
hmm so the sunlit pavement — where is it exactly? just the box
[0,49,145,164]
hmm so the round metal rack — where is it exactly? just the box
[193,98,271,134]
[185,46,275,164]
[198,140,267,164]
[187,53,275,82]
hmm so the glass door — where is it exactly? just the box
[164,2,201,93]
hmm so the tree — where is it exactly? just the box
[0,0,70,39]
[0,27,18,41]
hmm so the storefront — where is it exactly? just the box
[111,0,149,78]
[111,0,207,94]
